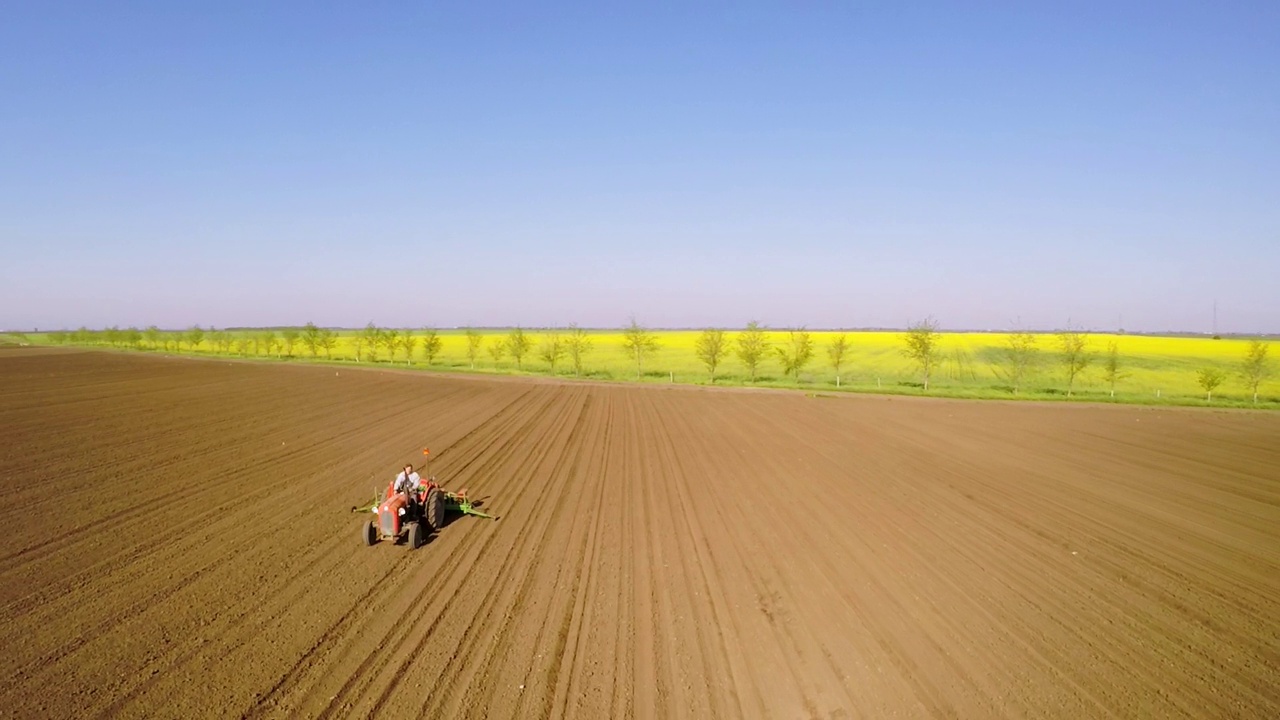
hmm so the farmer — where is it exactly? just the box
[394,464,421,499]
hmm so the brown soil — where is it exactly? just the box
[2,349,1278,719]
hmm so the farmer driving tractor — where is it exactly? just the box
[394,463,421,501]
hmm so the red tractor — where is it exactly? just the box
[357,450,496,550]
[361,478,447,549]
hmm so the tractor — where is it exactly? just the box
[355,449,495,550]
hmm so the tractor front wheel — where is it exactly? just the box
[407,521,425,550]
[425,488,446,531]
[363,520,378,546]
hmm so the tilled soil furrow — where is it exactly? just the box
[305,387,585,717]
[389,391,593,717]
[2,350,1278,719]
[273,389,559,717]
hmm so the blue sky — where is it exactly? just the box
[2,2,1277,332]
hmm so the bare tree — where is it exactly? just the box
[943,347,978,382]
[185,325,205,351]
[565,323,593,378]
[319,329,338,358]
[350,324,366,361]
[695,328,727,383]
[400,332,418,365]
[379,328,400,364]
[902,317,941,391]
[1197,367,1226,402]
[1100,341,1129,398]
[1057,326,1091,397]
[735,321,770,382]
[486,337,506,367]
[302,322,322,357]
[353,323,376,362]
[351,328,365,361]
[260,330,280,358]
[281,328,300,357]
[419,328,442,365]
[775,328,814,383]
[507,327,531,370]
[538,328,565,374]
[465,327,483,369]
[827,333,850,387]
[996,330,1038,395]
[1241,339,1271,404]
[620,316,659,380]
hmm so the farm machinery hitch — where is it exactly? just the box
[352,486,495,520]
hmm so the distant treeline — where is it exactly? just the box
[33,317,1276,406]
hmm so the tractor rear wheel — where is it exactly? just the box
[407,521,425,549]
[425,488,446,531]
[363,520,377,546]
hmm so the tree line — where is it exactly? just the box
[42,318,1273,403]
[47,323,348,359]
[897,317,1272,404]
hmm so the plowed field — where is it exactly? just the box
[2,349,1278,719]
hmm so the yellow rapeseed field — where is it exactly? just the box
[318,329,1273,404]
[29,327,1275,407]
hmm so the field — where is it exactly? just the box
[21,328,1279,408]
[2,347,1279,718]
